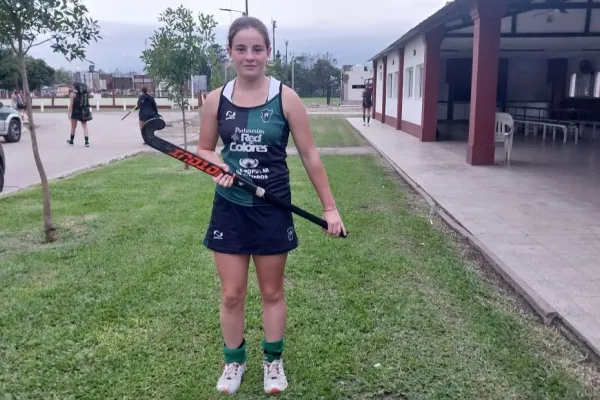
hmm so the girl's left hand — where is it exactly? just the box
[322,208,346,238]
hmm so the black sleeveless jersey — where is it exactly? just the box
[216,77,292,207]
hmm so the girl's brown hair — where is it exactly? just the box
[228,16,271,48]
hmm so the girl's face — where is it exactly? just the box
[228,27,271,80]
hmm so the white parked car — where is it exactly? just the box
[0,101,22,143]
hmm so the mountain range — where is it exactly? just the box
[28,20,407,73]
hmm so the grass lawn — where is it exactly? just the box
[300,97,340,105]
[290,115,365,148]
[1,153,599,399]
[215,114,366,149]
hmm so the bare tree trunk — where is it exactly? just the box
[18,57,57,242]
[181,84,189,170]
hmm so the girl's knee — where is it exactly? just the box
[222,290,246,309]
[260,287,284,305]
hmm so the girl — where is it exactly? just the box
[197,16,346,395]
[362,83,373,126]
[137,87,159,144]
[67,82,92,147]
[137,86,159,129]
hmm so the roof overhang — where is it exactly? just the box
[368,0,598,62]
[368,0,469,62]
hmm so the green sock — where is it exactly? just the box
[223,339,247,364]
[261,338,284,363]
[367,116,371,123]
[84,136,89,143]
[70,135,74,142]
[362,114,366,122]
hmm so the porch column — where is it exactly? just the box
[466,0,507,165]
[420,27,444,142]
[372,59,378,120]
[396,47,405,130]
[381,56,388,123]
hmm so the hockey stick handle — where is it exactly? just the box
[141,118,347,238]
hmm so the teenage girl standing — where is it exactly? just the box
[197,16,346,395]
[67,82,92,147]
[362,83,373,126]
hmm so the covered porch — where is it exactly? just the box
[434,0,600,164]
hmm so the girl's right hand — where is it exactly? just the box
[212,163,234,188]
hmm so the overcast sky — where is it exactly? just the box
[31,0,449,72]
[82,0,447,30]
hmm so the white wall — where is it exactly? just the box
[375,59,384,114]
[402,36,425,125]
[507,58,551,102]
[385,52,400,117]
[343,65,373,103]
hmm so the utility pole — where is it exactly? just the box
[285,40,288,65]
[291,55,295,92]
[271,18,277,61]
[245,0,248,15]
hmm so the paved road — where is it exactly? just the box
[1,111,198,195]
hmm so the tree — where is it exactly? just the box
[0,0,102,242]
[0,50,55,92]
[266,51,286,83]
[286,52,341,102]
[22,57,55,92]
[207,47,225,90]
[312,53,340,105]
[52,67,71,85]
[141,6,217,169]
[0,48,18,90]
[201,43,227,90]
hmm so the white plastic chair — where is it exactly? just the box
[495,112,514,163]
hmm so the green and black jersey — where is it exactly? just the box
[216,77,292,207]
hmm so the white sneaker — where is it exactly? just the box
[263,359,288,394]
[216,362,247,394]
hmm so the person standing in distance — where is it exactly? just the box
[137,87,159,145]
[362,83,373,126]
[197,16,346,396]
[67,82,92,147]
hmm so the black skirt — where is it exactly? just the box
[203,192,299,255]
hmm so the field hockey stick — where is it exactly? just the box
[141,117,347,238]
[121,105,138,121]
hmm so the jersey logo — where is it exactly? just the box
[260,108,273,123]
[239,158,259,168]
[226,111,236,120]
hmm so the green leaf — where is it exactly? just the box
[140,6,217,106]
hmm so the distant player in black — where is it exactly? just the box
[67,82,92,147]
[197,15,346,396]
[137,87,159,127]
[137,87,159,144]
[362,83,373,126]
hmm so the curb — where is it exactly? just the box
[0,150,150,199]
[352,126,559,325]
[0,134,197,199]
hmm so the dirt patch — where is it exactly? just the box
[0,214,96,254]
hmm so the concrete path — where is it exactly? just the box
[1,107,371,197]
[1,111,196,196]
[347,117,600,358]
